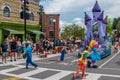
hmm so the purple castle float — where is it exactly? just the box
[84,1,108,44]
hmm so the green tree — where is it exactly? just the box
[116,21,120,37]
[112,17,120,30]
[106,18,113,36]
[61,24,85,38]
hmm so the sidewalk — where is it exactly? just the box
[0,53,60,65]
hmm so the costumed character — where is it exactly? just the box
[24,43,38,69]
[89,40,101,68]
[60,46,67,61]
[73,46,90,79]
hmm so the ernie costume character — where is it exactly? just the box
[73,46,90,79]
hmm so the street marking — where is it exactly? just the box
[58,62,69,65]
[101,67,120,71]
[83,74,101,80]
[99,49,120,68]
[0,66,23,73]
[1,64,120,80]
[71,59,78,62]
[44,71,72,80]
[19,68,47,77]
[64,56,73,59]
[3,77,20,80]
[36,61,54,64]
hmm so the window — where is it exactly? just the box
[49,17,54,25]
[29,12,34,21]
[49,31,54,38]
[3,6,10,17]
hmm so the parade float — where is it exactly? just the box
[84,1,112,59]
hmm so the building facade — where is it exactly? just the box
[0,0,60,43]
[0,0,40,43]
[44,14,60,39]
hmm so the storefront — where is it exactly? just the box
[0,22,41,43]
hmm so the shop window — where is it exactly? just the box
[3,6,10,17]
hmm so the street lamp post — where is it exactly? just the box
[53,19,56,48]
[24,0,27,39]
[21,0,28,39]
[39,5,44,31]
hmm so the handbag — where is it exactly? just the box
[23,53,27,59]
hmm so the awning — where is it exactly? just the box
[3,28,18,34]
[27,30,45,35]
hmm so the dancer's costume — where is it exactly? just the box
[73,50,89,79]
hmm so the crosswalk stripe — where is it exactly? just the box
[19,68,47,77]
[0,66,23,73]
[84,74,101,80]
[44,71,72,80]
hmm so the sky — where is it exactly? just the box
[40,0,120,29]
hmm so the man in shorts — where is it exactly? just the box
[0,39,8,63]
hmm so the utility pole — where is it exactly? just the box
[21,0,29,39]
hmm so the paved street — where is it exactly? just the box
[0,49,120,80]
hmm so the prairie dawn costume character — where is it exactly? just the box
[73,46,90,79]
[89,40,101,68]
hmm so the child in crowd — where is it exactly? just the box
[113,42,119,53]
[73,46,90,79]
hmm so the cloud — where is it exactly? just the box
[73,17,85,28]
[106,2,120,18]
[60,20,72,28]
[41,0,120,18]
[41,0,120,28]
[42,0,92,13]
[60,17,86,32]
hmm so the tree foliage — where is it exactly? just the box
[106,18,113,36]
[61,24,85,38]
[112,17,120,30]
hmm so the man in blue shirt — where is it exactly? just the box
[0,39,8,63]
[24,43,38,69]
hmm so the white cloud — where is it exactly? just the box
[60,17,86,31]
[60,20,72,28]
[41,0,120,18]
[106,3,120,18]
[73,17,85,28]
[42,0,92,13]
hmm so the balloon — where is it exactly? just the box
[89,40,96,48]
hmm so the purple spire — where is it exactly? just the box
[97,11,104,21]
[84,12,91,22]
[92,1,101,12]
[103,16,108,24]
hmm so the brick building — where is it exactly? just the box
[0,0,60,43]
[43,14,60,39]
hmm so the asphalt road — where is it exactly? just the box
[0,49,120,80]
